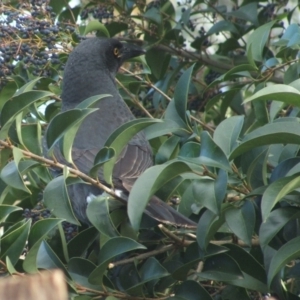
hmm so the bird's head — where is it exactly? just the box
[103,38,146,73]
[69,38,145,75]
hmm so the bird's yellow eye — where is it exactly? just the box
[113,47,120,57]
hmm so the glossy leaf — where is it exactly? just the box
[225,201,255,246]
[128,160,193,230]
[268,236,300,286]
[28,218,63,248]
[199,131,232,171]
[174,64,194,127]
[244,84,300,107]
[68,258,102,291]
[201,253,243,281]
[1,156,31,194]
[44,175,80,225]
[86,194,119,237]
[230,121,300,160]
[88,237,146,284]
[259,207,300,249]
[68,227,98,258]
[102,118,162,185]
[46,108,98,153]
[0,219,31,265]
[84,20,110,37]
[0,205,22,222]
[175,280,212,300]
[0,90,53,139]
[246,20,277,62]
[197,209,226,251]
[261,174,300,221]
[89,147,115,178]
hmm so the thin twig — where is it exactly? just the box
[108,244,175,269]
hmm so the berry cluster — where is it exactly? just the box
[198,26,211,47]
[187,95,206,112]
[261,3,276,21]
[22,203,51,223]
[80,5,113,22]
[204,69,221,85]
[22,202,78,242]
[0,1,77,88]
[146,0,168,10]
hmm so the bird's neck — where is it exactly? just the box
[61,68,119,110]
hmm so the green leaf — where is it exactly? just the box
[0,205,22,222]
[88,237,146,284]
[199,131,232,171]
[193,170,227,215]
[59,94,111,163]
[259,207,300,250]
[223,64,258,80]
[246,20,277,62]
[164,99,192,132]
[105,22,128,37]
[155,135,180,164]
[0,80,17,111]
[28,218,63,248]
[125,257,169,293]
[89,147,115,178]
[19,123,42,155]
[84,20,110,37]
[197,209,226,251]
[267,236,300,286]
[207,20,239,35]
[0,219,31,266]
[244,84,300,107]
[230,121,300,160]
[145,119,190,140]
[143,7,162,24]
[175,280,212,300]
[128,161,193,231]
[226,2,258,26]
[36,240,70,276]
[68,258,102,291]
[213,116,244,156]
[139,257,169,282]
[0,148,31,193]
[201,253,243,281]
[44,175,80,225]
[86,195,119,237]
[14,77,42,96]
[102,118,162,185]
[261,174,300,222]
[46,108,98,153]
[174,64,194,128]
[49,0,65,14]
[68,227,98,258]
[0,91,53,139]
[225,243,267,285]
[225,201,255,246]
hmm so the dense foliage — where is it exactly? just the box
[1,0,300,299]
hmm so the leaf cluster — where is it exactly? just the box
[1,0,300,299]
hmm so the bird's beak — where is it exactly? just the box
[121,43,146,62]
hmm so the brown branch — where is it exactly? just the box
[108,244,175,269]
[158,224,191,247]
[0,140,124,203]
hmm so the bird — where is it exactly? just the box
[48,37,196,228]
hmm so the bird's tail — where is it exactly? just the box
[145,195,197,228]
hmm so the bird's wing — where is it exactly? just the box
[52,142,152,190]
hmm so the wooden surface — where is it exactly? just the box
[0,269,68,300]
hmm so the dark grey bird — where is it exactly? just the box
[50,38,195,227]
